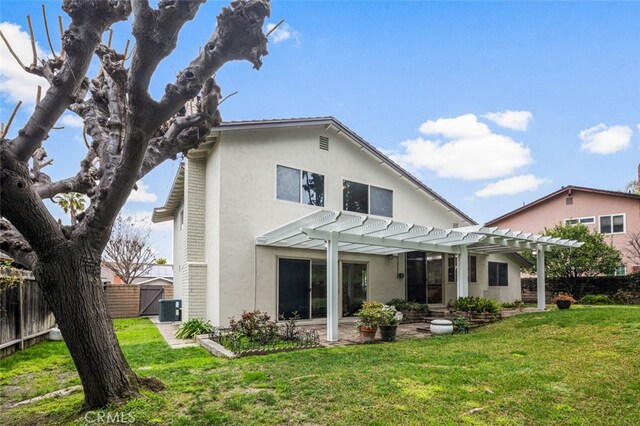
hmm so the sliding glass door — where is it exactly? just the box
[278,258,327,319]
[406,251,443,304]
[342,263,367,316]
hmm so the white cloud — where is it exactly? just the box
[266,22,300,46]
[127,181,158,203]
[579,123,632,154]
[419,114,490,139]
[482,110,533,131]
[474,175,550,198]
[60,114,84,128]
[0,22,49,106]
[394,114,532,180]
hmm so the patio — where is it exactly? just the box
[301,321,435,347]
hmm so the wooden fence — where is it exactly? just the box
[103,284,173,318]
[0,270,56,358]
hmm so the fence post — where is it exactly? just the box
[19,282,24,350]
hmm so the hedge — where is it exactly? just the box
[522,273,640,299]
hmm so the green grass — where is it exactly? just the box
[1,307,639,425]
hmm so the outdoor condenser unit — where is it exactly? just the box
[158,299,182,322]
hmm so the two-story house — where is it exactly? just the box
[486,183,640,274]
[152,117,580,341]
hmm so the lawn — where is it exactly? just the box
[1,306,639,425]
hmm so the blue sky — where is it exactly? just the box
[1,1,639,260]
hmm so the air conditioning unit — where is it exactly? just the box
[158,299,182,323]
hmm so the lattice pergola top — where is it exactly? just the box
[255,210,583,255]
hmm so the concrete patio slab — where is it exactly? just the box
[148,316,198,349]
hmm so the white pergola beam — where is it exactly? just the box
[327,231,339,342]
[537,248,546,310]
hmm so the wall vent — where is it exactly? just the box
[319,136,329,151]
[452,222,459,228]
[566,197,573,205]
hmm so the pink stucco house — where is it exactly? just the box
[486,184,640,275]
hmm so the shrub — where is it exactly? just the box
[355,301,386,327]
[502,300,525,309]
[380,305,403,325]
[611,289,640,305]
[229,310,278,344]
[452,316,471,334]
[387,298,429,312]
[579,294,612,305]
[451,296,501,313]
[175,318,213,339]
[279,311,301,341]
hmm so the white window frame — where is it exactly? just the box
[563,216,595,226]
[341,177,394,218]
[598,213,626,234]
[275,164,325,207]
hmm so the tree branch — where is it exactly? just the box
[6,0,131,163]
[0,219,37,269]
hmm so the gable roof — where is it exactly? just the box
[486,185,640,226]
[152,117,476,225]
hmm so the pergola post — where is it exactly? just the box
[457,245,469,298]
[326,231,340,342]
[536,248,546,310]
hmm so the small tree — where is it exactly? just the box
[103,216,154,285]
[155,257,168,264]
[625,179,639,194]
[524,223,622,297]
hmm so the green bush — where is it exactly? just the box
[452,316,471,334]
[387,298,429,312]
[175,318,213,339]
[502,300,525,309]
[452,296,501,313]
[355,301,386,327]
[579,294,612,305]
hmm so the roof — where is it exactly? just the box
[486,185,640,226]
[152,117,476,225]
[137,277,173,286]
[256,209,582,257]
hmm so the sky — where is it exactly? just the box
[1,1,639,261]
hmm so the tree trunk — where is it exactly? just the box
[32,243,159,408]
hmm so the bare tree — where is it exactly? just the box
[0,0,271,408]
[623,231,640,270]
[104,216,154,285]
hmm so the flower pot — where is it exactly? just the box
[379,325,398,342]
[430,319,454,336]
[556,300,572,310]
[358,325,378,343]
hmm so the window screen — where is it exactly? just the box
[370,186,393,217]
[277,165,300,202]
[488,262,508,286]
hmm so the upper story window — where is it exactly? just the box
[564,216,595,225]
[488,261,508,287]
[599,214,624,234]
[277,165,324,206]
[343,180,393,217]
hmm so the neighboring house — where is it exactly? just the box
[152,117,579,341]
[486,183,640,274]
[101,263,174,285]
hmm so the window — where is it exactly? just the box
[564,216,595,225]
[488,262,508,286]
[614,266,626,276]
[447,254,477,283]
[277,165,324,206]
[343,180,393,217]
[599,214,624,234]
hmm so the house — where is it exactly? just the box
[152,117,580,341]
[100,263,174,285]
[486,181,640,274]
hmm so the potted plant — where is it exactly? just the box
[379,305,403,342]
[354,301,385,343]
[552,293,576,310]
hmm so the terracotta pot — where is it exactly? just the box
[358,325,378,343]
[379,325,398,342]
[556,300,572,310]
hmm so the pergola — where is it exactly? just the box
[256,209,583,341]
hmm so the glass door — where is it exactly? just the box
[406,251,427,303]
[311,261,327,318]
[342,263,367,316]
[278,258,310,319]
[426,254,443,304]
